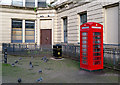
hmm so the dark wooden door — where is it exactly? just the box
[40,29,52,46]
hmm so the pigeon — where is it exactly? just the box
[29,61,32,65]
[36,77,42,82]
[41,56,48,62]
[18,78,22,83]
[30,64,33,68]
[41,57,44,60]
[41,56,46,61]
[44,59,48,62]
[15,60,18,64]
[19,58,22,60]
[11,63,15,67]
[38,69,42,73]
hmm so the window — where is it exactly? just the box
[12,20,22,43]
[12,0,23,6]
[80,12,87,25]
[38,0,46,8]
[26,0,35,7]
[25,20,35,43]
[63,17,67,43]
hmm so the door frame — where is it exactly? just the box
[40,29,52,45]
[37,18,54,46]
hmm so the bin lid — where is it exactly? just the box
[56,44,61,46]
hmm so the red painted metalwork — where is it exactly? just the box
[80,22,103,71]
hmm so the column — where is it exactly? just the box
[23,0,25,7]
[22,20,25,43]
[35,20,37,43]
[35,0,38,7]
[37,18,40,46]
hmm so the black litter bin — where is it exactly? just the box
[53,44,62,59]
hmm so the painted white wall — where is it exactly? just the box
[40,19,52,29]
[105,6,119,44]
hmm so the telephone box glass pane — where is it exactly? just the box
[82,61,87,64]
[82,32,87,36]
[93,40,101,44]
[93,57,101,60]
[82,41,87,44]
[82,37,87,40]
[82,49,87,52]
[94,36,101,39]
[94,49,100,52]
[93,53,101,56]
[93,45,100,49]
[82,45,87,48]
[82,57,87,60]
[93,61,101,65]
[93,32,100,36]
[82,53,87,56]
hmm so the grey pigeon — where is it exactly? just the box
[41,56,48,62]
[29,61,32,65]
[44,59,48,62]
[30,64,33,68]
[18,78,22,83]
[19,58,22,60]
[38,69,42,73]
[15,60,18,64]
[36,77,42,82]
[11,63,15,67]
[41,56,46,61]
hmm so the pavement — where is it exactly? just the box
[1,55,120,83]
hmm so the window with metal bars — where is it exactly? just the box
[80,12,87,25]
[38,0,46,7]
[63,17,67,43]
[11,20,22,43]
[25,20,35,43]
[25,0,35,7]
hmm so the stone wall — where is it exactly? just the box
[56,0,120,44]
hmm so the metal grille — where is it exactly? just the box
[2,43,120,70]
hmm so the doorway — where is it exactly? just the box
[40,29,52,46]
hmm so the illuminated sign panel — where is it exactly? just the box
[82,27,89,29]
[92,26,101,29]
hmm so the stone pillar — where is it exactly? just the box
[35,0,38,7]
[23,20,25,43]
[23,0,25,7]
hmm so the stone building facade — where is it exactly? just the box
[54,0,120,44]
[0,0,120,51]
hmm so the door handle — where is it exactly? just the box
[46,37,48,40]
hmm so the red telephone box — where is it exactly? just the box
[80,22,103,71]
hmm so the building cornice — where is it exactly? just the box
[0,5,53,11]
